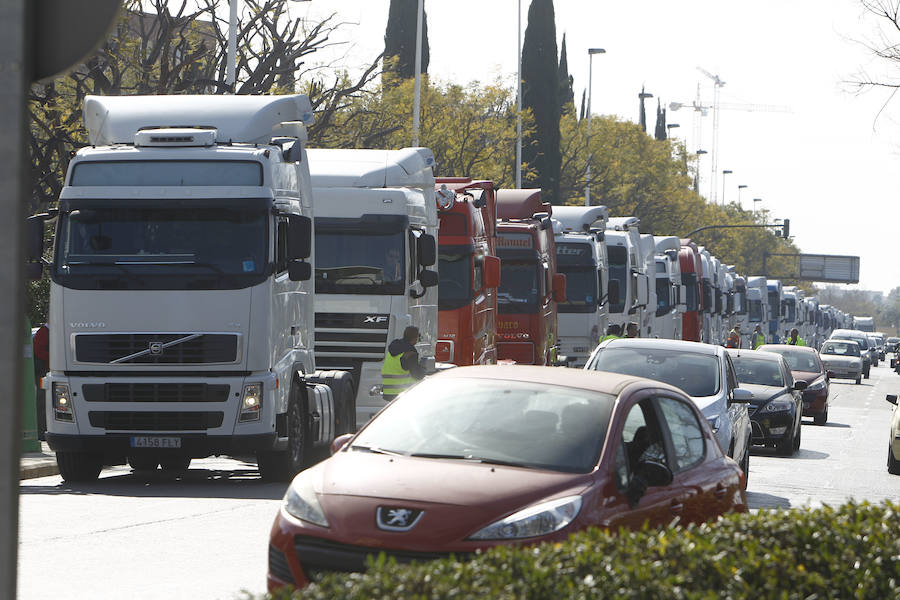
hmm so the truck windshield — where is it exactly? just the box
[749,299,762,322]
[607,246,627,314]
[499,261,539,314]
[558,266,598,314]
[53,206,267,290]
[784,300,796,322]
[656,278,671,316]
[768,291,780,317]
[683,273,698,311]
[438,248,473,310]
[70,160,263,186]
[315,228,405,295]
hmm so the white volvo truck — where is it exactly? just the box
[306,148,438,425]
[41,95,355,482]
[552,205,609,366]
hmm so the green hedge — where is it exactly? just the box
[273,502,900,599]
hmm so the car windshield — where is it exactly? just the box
[732,356,785,387]
[761,348,821,372]
[351,377,615,473]
[821,342,860,356]
[588,347,721,397]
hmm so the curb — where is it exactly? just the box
[20,462,59,480]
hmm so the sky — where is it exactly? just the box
[285,0,900,294]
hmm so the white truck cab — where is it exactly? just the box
[652,235,684,340]
[306,148,438,425]
[605,217,649,336]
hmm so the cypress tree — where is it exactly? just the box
[557,33,574,114]
[522,0,561,204]
[654,100,667,140]
[384,0,430,80]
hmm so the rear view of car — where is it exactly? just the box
[757,345,830,425]
[885,337,900,354]
[819,340,863,385]
[829,329,872,377]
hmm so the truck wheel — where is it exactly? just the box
[258,381,309,482]
[57,451,103,482]
[160,457,191,472]
[308,370,357,435]
[128,455,159,471]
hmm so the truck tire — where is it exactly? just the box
[57,451,103,482]
[160,457,191,472]
[308,370,357,435]
[257,380,309,482]
[128,455,159,471]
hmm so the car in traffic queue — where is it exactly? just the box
[885,393,900,475]
[584,338,753,487]
[885,336,900,354]
[726,349,806,456]
[829,329,873,378]
[267,365,748,591]
[757,344,830,425]
[819,339,863,385]
[868,334,884,364]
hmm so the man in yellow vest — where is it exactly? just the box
[598,323,622,344]
[381,326,427,402]
[751,325,766,349]
[726,324,741,348]
[787,328,806,346]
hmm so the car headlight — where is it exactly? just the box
[468,495,582,540]
[850,359,862,367]
[283,471,329,528]
[239,383,262,422]
[707,415,721,434]
[763,398,793,412]
[806,378,826,391]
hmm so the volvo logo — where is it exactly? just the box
[69,322,106,328]
[364,316,389,323]
[148,342,164,355]
[376,506,424,531]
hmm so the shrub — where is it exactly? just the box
[272,502,900,599]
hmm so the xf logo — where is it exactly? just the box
[364,316,388,323]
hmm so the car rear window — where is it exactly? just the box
[731,356,785,387]
[821,342,860,356]
[588,347,721,397]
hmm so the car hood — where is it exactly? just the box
[737,383,785,405]
[302,452,594,547]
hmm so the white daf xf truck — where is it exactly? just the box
[41,95,354,482]
[305,148,438,425]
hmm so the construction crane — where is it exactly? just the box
[670,68,791,204]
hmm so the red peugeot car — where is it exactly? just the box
[267,365,747,590]
[758,345,831,425]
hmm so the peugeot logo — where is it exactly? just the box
[376,506,424,531]
[148,342,164,355]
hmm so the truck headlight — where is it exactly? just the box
[283,471,329,527]
[52,383,74,422]
[468,495,581,540]
[239,383,262,422]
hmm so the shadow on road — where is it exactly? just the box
[745,490,791,510]
[750,446,829,460]
[20,465,288,500]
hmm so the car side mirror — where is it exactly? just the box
[826,370,834,380]
[483,255,500,289]
[287,214,312,260]
[887,394,898,406]
[552,273,566,303]
[330,433,354,455]
[793,381,808,391]
[288,260,312,281]
[625,459,673,507]
[731,388,753,403]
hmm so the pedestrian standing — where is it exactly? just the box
[624,322,639,338]
[381,326,427,402]
[751,325,766,349]
[598,324,622,343]
[726,324,741,348]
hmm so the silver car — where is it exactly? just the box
[585,338,753,487]
[829,329,873,378]
[819,339,863,384]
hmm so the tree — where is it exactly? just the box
[521,0,561,203]
[557,34,574,114]
[384,0,429,80]
[654,100,667,140]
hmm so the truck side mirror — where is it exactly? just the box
[636,273,649,305]
[26,214,45,261]
[418,268,438,288]
[287,215,312,260]
[288,260,312,281]
[483,255,500,289]
[417,233,436,267]
[552,273,566,303]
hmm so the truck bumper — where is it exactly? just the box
[46,432,277,458]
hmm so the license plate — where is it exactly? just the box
[130,436,181,449]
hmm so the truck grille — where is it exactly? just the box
[82,383,230,403]
[88,411,224,431]
[314,312,389,377]
[75,334,239,364]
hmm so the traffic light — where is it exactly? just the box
[782,218,790,239]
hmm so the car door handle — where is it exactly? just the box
[714,484,728,500]
[669,500,683,514]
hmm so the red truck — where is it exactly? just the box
[495,189,565,365]
[435,178,501,366]
[679,239,704,342]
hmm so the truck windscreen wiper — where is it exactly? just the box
[349,445,406,456]
[163,261,240,285]
[65,261,144,284]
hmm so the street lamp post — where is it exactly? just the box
[227,0,311,91]
[411,0,424,146]
[753,198,762,216]
[584,47,606,206]
[693,149,707,194]
[515,0,522,188]
[721,169,733,206]
[737,184,748,208]
[666,123,680,139]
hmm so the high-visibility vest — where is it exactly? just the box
[726,331,741,348]
[752,333,766,349]
[598,335,621,343]
[381,351,415,398]
[788,337,806,346]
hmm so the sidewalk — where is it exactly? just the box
[20,441,59,480]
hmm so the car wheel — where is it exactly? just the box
[776,430,795,456]
[57,451,103,482]
[855,376,862,385]
[888,445,900,475]
[793,421,802,452]
[159,457,191,472]
[865,368,870,379]
[128,455,159,471]
[814,407,828,426]
[740,447,749,489]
